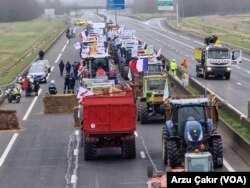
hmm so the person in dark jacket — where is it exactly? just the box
[59,60,65,77]
[69,73,76,94]
[39,50,45,60]
[65,61,71,74]
[64,73,70,94]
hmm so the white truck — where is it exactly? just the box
[195,42,241,80]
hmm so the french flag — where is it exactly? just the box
[142,58,148,72]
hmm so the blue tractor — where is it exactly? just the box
[162,95,223,168]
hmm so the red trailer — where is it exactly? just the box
[82,90,136,160]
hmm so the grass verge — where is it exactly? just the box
[0,18,67,87]
[185,79,250,143]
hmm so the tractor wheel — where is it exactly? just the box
[211,137,223,168]
[84,139,97,160]
[167,140,180,168]
[136,100,140,121]
[16,96,20,103]
[162,127,168,165]
[122,68,128,80]
[122,138,136,159]
[139,102,148,124]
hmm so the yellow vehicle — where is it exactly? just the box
[75,18,88,27]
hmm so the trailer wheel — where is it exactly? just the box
[122,68,128,80]
[167,140,180,168]
[84,140,97,160]
[162,127,168,165]
[139,102,148,124]
[122,139,136,159]
[211,137,223,168]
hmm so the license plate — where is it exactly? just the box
[153,97,163,103]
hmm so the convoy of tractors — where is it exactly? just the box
[74,17,226,188]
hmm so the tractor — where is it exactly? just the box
[134,74,169,124]
[162,95,223,168]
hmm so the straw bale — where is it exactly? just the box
[43,94,78,114]
[0,110,19,130]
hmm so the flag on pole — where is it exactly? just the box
[77,86,94,99]
[163,81,169,101]
[74,42,81,50]
[156,48,161,57]
[136,59,144,72]
[143,58,148,72]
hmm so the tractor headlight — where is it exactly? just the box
[90,123,96,129]
[227,67,231,71]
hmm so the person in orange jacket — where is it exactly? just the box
[181,58,188,73]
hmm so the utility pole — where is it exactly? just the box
[176,3,179,29]
[115,10,118,26]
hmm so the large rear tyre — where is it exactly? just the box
[167,140,180,168]
[139,102,148,124]
[162,127,168,165]
[225,73,230,80]
[211,137,223,168]
[84,140,97,160]
[122,139,136,159]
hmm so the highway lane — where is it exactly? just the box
[0,12,249,188]
[110,14,250,116]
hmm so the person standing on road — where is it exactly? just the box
[181,58,188,73]
[64,73,70,94]
[69,73,76,94]
[59,60,65,77]
[170,59,178,76]
[65,61,71,75]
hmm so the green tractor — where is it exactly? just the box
[135,75,169,124]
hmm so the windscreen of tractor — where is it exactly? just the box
[148,64,161,73]
[207,49,230,59]
[91,58,109,75]
[177,106,206,136]
[188,157,212,172]
[147,79,165,91]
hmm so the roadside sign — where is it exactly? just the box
[158,0,174,11]
[44,9,55,18]
[107,0,125,10]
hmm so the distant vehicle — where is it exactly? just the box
[28,64,47,83]
[37,60,51,73]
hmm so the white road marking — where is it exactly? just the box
[179,35,191,40]
[51,66,54,72]
[237,82,242,86]
[22,89,42,120]
[0,133,18,167]
[223,159,235,172]
[73,149,79,156]
[140,151,146,159]
[134,131,138,137]
[242,57,250,62]
[66,40,69,44]
[151,29,194,49]
[194,40,204,45]
[62,45,67,52]
[71,174,77,183]
[248,71,250,74]
[55,53,62,64]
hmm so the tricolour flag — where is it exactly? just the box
[163,81,169,101]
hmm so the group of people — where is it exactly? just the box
[58,60,77,94]
[169,58,189,76]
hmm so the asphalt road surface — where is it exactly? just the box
[0,11,249,188]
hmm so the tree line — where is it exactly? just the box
[132,0,250,17]
[0,0,66,22]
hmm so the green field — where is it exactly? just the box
[0,18,67,87]
[169,14,250,49]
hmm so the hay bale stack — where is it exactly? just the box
[0,110,19,130]
[43,94,78,114]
